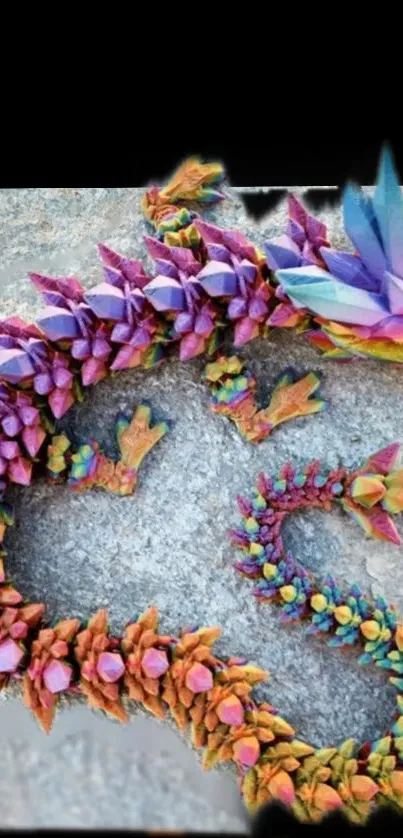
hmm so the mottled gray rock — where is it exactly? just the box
[1,182,402,828]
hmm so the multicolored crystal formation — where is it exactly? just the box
[142,157,225,246]
[23,618,79,733]
[66,404,168,495]
[121,606,172,719]
[31,262,162,379]
[230,445,403,638]
[275,146,403,362]
[194,219,271,346]
[74,610,127,722]
[204,356,326,443]
[265,193,330,272]
[0,317,75,419]
[0,601,44,688]
[341,442,403,545]
[143,238,221,361]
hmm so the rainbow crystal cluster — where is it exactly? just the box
[268,147,403,362]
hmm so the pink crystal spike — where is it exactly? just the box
[194,312,214,336]
[98,244,147,287]
[48,389,74,419]
[185,662,213,694]
[43,660,72,694]
[179,333,205,361]
[110,345,142,371]
[364,443,401,475]
[0,440,20,460]
[193,218,224,245]
[96,651,125,683]
[92,337,111,359]
[9,621,28,640]
[288,194,307,227]
[0,637,24,673]
[233,737,260,767]
[216,695,244,726]
[19,405,39,426]
[141,648,169,679]
[81,357,106,387]
[234,317,260,346]
[22,425,46,458]
[8,457,32,486]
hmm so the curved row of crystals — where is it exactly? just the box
[0,154,403,825]
[230,444,403,662]
[2,146,403,493]
[0,565,403,824]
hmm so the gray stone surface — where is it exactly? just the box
[0,181,402,828]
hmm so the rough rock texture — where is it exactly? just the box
[1,182,402,828]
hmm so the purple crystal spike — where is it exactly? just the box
[98,244,147,287]
[84,283,126,321]
[228,297,248,319]
[265,236,301,271]
[143,277,185,311]
[129,288,146,315]
[29,273,83,304]
[130,326,151,349]
[36,306,81,341]
[0,439,20,459]
[169,247,200,275]
[193,218,224,245]
[288,194,307,227]
[53,367,72,389]
[0,349,35,384]
[249,296,268,319]
[197,261,238,297]
[1,414,22,437]
[306,213,327,243]
[287,218,305,249]
[153,259,179,279]
[143,236,172,261]
[71,339,91,360]
[194,312,214,336]
[371,315,403,340]
[110,323,133,343]
[320,249,380,293]
[0,317,42,340]
[102,265,123,287]
[236,260,258,285]
[206,243,231,263]
[19,405,38,426]
[222,230,253,259]
[34,372,53,395]
[174,312,194,334]
[92,337,111,359]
